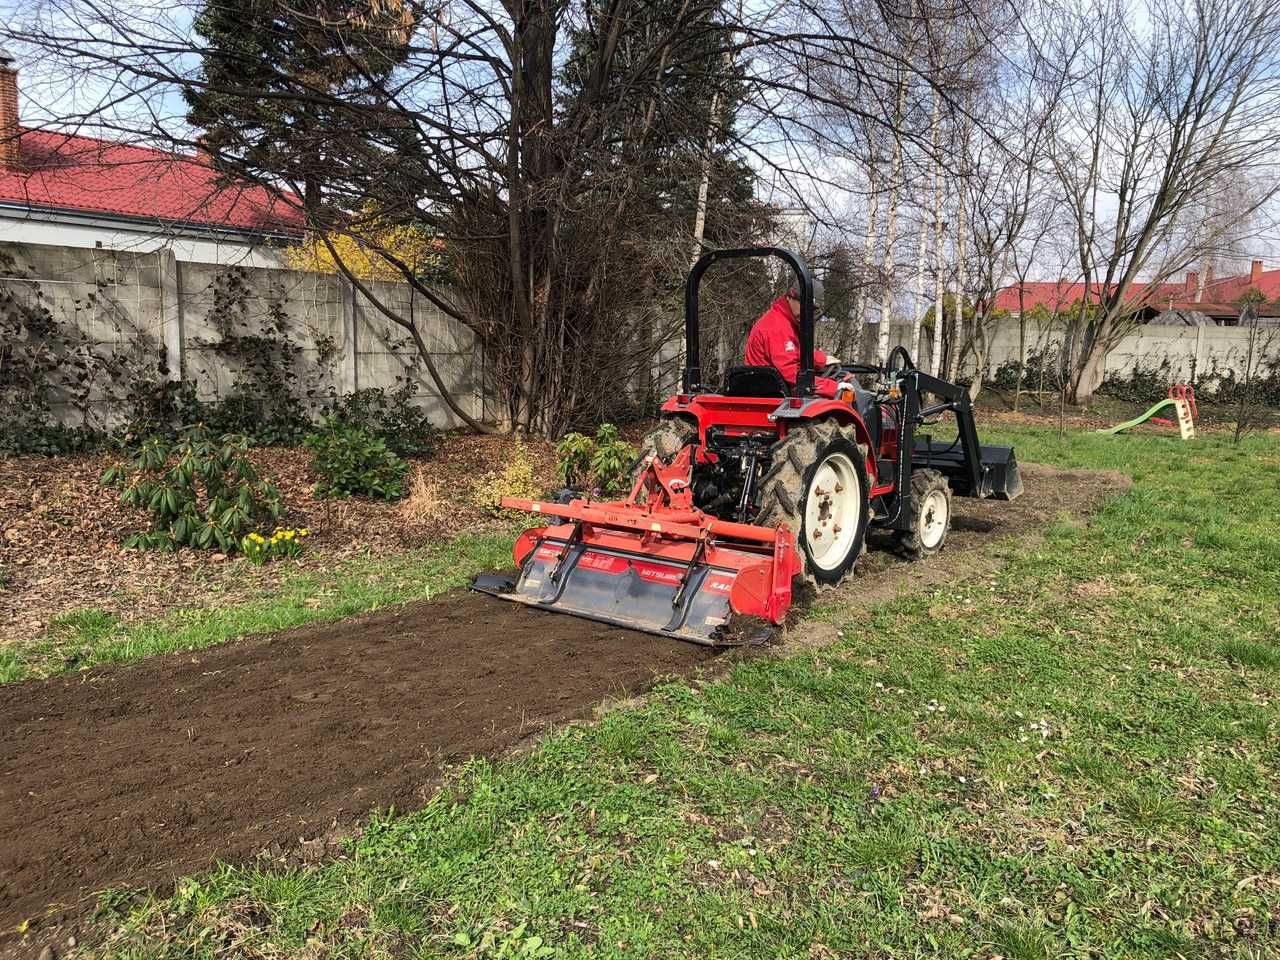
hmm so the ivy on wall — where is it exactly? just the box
[188,267,339,445]
[0,250,171,455]
[1,258,438,457]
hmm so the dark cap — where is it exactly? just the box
[787,277,825,311]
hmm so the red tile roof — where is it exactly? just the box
[1156,299,1280,318]
[1200,267,1280,304]
[0,128,305,235]
[993,264,1280,316]
[991,279,1181,314]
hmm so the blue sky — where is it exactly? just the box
[1,0,196,141]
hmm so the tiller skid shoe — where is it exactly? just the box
[473,448,802,645]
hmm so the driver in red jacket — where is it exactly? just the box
[744,281,848,398]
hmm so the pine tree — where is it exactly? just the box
[185,0,417,214]
[558,0,769,380]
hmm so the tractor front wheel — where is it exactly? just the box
[756,421,870,585]
[894,468,952,560]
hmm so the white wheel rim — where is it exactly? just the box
[920,489,949,549]
[803,452,860,571]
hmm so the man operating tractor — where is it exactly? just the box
[475,246,1023,645]
[744,280,850,398]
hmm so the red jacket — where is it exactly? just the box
[744,295,839,397]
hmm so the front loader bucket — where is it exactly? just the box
[914,439,1024,501]
[981,445,1024,501]
[472,499,801,646]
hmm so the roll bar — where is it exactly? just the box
[683,246,817,397]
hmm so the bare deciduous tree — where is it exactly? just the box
[1040,0,1280,404]
[6,0,1011,434]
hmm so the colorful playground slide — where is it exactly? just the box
[1096,385,1197,439]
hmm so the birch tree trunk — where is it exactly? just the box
[947,190,966,381]
[853,166,879,362]
[911,221,927,363]
[929,94,944,377]
[912,87,939,369]
[876,78,907,365]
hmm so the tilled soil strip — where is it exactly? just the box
[0,463,1127,942]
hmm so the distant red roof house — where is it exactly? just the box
[0,129,305,237]
[0,47,303,240]
[992,260,1280,326]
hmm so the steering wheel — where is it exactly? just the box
[821,362,880,378]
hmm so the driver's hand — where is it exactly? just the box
[826,355,841,364]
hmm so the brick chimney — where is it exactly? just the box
[0,46,18,170]
[1185,271,1199,299]
[1251,259,1264,284]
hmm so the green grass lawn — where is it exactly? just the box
[0,531,513,684]
[79,427,1280,957]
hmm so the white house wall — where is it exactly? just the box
[0,210,290,268]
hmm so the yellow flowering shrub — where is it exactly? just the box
[284,205,445,281]
[469,440,543,519]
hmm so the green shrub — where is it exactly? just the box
[305,418,408,500]
[101,425,282,552]
[1208,357,1280,407]
[2,424,106,457]
[470,439,543,516]
[323,384,438,458]
[554,422,636,496]
[1099,358,1178,404]
[988,348,1066,394]
[555,431,595,488]
[197,394,311,447]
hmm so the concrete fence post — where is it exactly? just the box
[340,276,359,394]
[1193,323,1205,383]
[157,248,184,381]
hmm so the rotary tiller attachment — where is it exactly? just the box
[472,449,802,646]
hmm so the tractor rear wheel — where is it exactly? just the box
[894,469,952,560]
[755,420,870,585]
[630,417,697,488]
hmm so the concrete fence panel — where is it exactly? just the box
[6,235,1279,434]
[1,239,485,431]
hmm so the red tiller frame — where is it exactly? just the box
[499,446,803,625]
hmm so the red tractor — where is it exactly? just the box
[475,247,1022,644]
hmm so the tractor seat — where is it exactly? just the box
[722,365,789,398]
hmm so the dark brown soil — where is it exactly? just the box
[0,599,717,943]
[0,462,1129,950]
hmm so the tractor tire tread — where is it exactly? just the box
[755,419,870,587]
[893,468,952,561]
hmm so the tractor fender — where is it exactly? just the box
[777,400,879,484]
